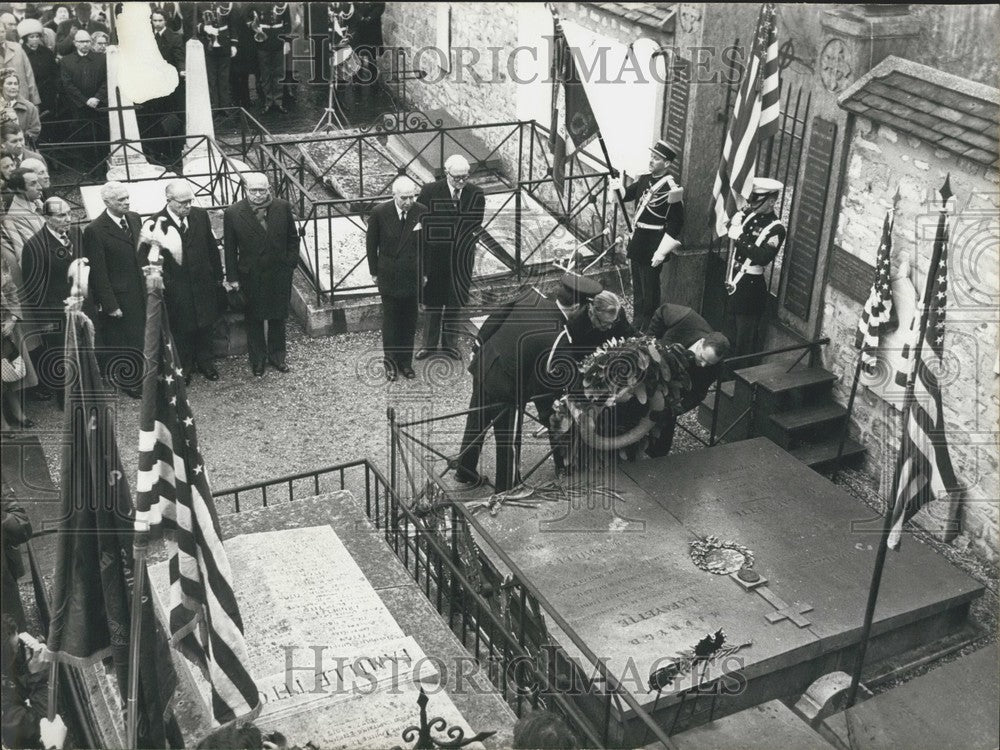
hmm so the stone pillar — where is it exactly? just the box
[817,6,920,99]
[105,45,166,181]
[185,39,213,166]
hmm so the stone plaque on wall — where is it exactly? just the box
[828,244,875,304]
[783,117,837,320]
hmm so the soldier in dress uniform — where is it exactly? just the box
[455,273,602,492]
[250,2,291,113]
[724,177,786,358]
[611,139,684,332]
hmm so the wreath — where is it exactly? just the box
[550,336,694,454]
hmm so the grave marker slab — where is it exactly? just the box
[471,438,983,743]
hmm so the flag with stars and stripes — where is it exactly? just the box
[887,179,960,550]
[711,3,780,237]
[854,213,899,373]
[135,276,260,725]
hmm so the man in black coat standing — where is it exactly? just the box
[224,172,300,376]
[416,154,485,361]
[20,198,83,403]
[366,175,427,381]
[83,181,145,396]
[141,180,224,382]
[58,29,106,125]
[645,302,730,458]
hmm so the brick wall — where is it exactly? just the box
[823,115,999,561]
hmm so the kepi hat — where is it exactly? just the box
[559,272,603,303]
[650,139,677,162]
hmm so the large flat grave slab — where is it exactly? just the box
[663,699,834,750]
[824,644,998,749]
[471,438,983,744]
[149,492,514,749]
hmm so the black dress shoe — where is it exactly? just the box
[11,416,35,429]
[252,363,266,377]
[269,357,290,373]
[185,372,193,386]
[401,366,416,379]
[440,347,462,360]
[414,348,434,360]
[454,468,485,486]
[122,387,142,399]
[198,363,220,381]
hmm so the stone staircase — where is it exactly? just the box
[698,361,866,472]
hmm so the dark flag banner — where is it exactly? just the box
[46,306,178,748]
[887,179,960,549]
[550,15,600,206]
[134,269,260,727]
[854,213,899,373]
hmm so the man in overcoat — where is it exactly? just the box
[365,175,427,381]
[224,172,300,376]
[142,180,224,382]
[83,181,145,395]
[416,153,485,360]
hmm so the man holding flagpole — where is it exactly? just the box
[611,140,684,332]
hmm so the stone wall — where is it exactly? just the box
[823,115,999,562]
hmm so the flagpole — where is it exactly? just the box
[127,243,165,748]
[846,176,952,707]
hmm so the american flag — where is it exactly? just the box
[711,3,780,237]
[854,213,898,373]
[887,179,960,550]
[135,272,261,724]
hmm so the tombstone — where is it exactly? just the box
[470,438,985,744]
[183,39,251,207]
[105,45,171,182]
[146,508,498,748]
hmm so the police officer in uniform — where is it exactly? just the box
[455,273,602,491]
[612,139,684,332]
[725,177,786,358]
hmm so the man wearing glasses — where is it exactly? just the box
[224,172,301,377]
[141,180,224,383]
[416,154,485,361]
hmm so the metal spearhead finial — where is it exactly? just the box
[939,173,953,207]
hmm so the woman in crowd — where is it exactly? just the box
[17,19,57,119]
[1,254,38,432]
[44,5,71,35]
[0,69,41,144]
[0,152,15,208]
[91,29,108,54]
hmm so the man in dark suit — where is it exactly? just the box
[455,274,601,491]
[612,139,684,331]
[141,180,224,382]
[148,1,191,37]
[58,29,106,122]
[224,172,300,376]
[645,303,730,457]
[20,197,83,404]
[416,153,485,361]
[145,8,185,165]
[83,181,145,397]
[366,176,427,381]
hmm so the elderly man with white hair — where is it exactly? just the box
[223,172,301,377]
[141,179,224,383]
[366,175,428,381]
[415,153,485,361]
[83,181,145,396]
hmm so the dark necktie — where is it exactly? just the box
[119,217,131,238]
[178,218,187,235]
[400,210,407,224]
[452,188,460,205]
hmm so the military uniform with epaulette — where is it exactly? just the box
[618,140,684,332]
[726,178,786,356]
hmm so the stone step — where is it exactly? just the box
[756,367,839,395]
[765,403,849,450]
[732,361,791,386]
[787,436,866,472]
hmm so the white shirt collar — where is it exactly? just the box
[47,225,68,242]
[166,207,185,226]
[105,208,125,223]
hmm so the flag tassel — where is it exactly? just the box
[846,177,952,707]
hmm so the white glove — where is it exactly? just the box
[651,234,681,267]
[40,715,67,749]
[727,211,746,240]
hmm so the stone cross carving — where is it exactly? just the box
[731,568,814,629]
